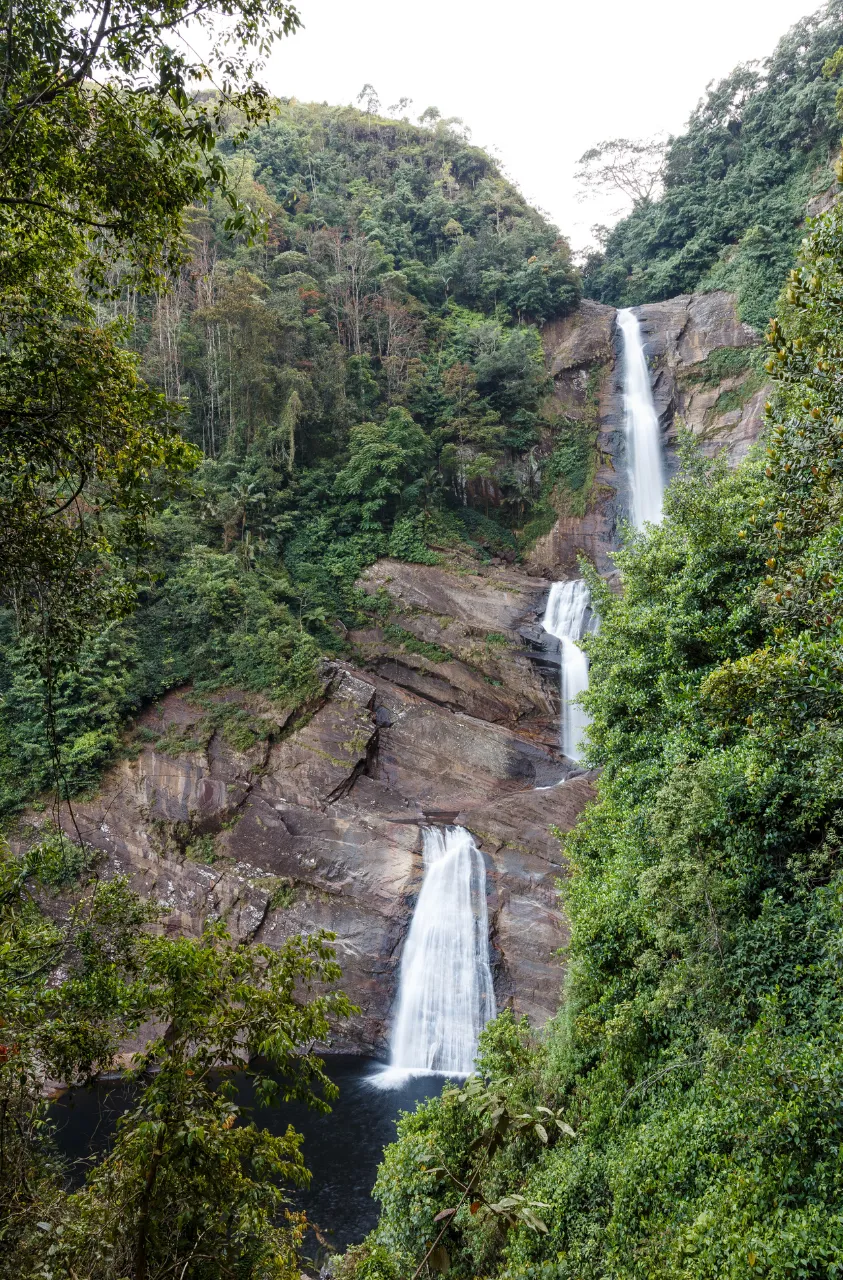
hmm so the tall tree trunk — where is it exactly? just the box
[134,1139,165,1280]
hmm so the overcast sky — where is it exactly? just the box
[263,0,822,253]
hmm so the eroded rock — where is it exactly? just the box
[633,290,766,465]
[23,561,586,1054]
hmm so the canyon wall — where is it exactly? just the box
[17,290,768,1055]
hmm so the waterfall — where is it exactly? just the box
[379,826,494,1084]
[541,579,595,764]
[617,308,665,528]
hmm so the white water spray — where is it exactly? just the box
[617,308,665,528]
[380,826,494,1084]
[541,580,595,763]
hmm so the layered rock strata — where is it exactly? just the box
[23,561,591,1052]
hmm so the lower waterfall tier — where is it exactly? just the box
[387,826,495,1078]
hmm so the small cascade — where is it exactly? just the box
[542,579,595,764]
[617,308,665,528]
[381,826,494,1083]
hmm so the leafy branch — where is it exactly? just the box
[412,1075,576,1275]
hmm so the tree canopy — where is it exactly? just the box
[583,0,843,329]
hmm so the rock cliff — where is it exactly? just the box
[530,289,767,578]
[19,290,768,1057]
[633,291,766,467]
[20,560,591,1053]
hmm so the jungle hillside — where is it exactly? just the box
[5,0,843,1278]
[583,0,843,329]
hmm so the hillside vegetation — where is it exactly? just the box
[0,99,581,815]
[7,1,843,1277]
[341,114,843,1280]
[584,0,843,329]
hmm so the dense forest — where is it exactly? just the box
[0,96,583,816]
[583,0,843,328]
[6,0,843,1277]
[348,209,843,1271]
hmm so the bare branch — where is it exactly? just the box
[575,135,668,213]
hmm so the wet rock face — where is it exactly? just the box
[535,300,620,578]
[30,560,592,1054]
[633,291,767,467]
[530,290,768,579]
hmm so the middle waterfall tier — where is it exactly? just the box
[542,579,596,764]
[387,826,495,1078]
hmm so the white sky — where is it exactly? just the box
[264,0,822,253]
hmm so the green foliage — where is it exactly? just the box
[682,344,757,386]
[184,832,219,863]
[381,625,452,664]
[331,1241,408,1280]
[584,2,843,327]
[0,835,354,1279]
[0,88,587,816]
[387,516,440,565]
[543,419,595,497]
[344,149,843,1280]
[266,877,298,909]
[335,409,433,524]
[133,548,322,701]
[0,620,135,811]
[0,293,199,650]
[0,550,322,811]
[1,0,301,293]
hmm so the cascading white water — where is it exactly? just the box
[381,826,494,1083]
[617,307,665,528]
[541,579,595,763]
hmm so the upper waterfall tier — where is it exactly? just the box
[541,579,595,764]
[386,825,494,1079]
[617,308,665,529]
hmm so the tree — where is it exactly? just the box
[357,84,381,116]
[1,0,302,289]
[0,835,354,1279]
[334,408,433,525]
[0,297,199,640]
[0,0,303,799]
[574,136,667,214]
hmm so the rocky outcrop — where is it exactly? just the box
[531,290,768,579]
[633,290,766,466]
[20,560,591,1054]
[353,559,561,746]
[542,299,616,417]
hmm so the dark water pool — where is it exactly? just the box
[50,1057,443,1257]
